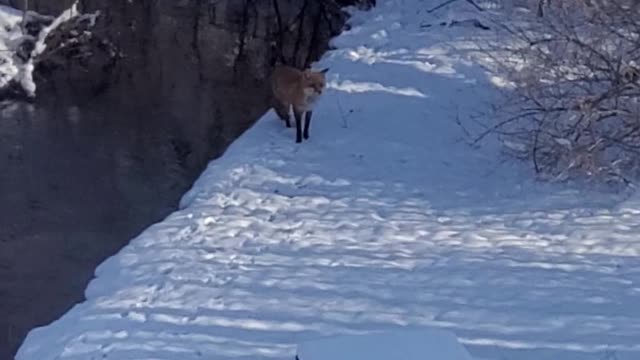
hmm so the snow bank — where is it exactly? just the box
[16,1,640,360]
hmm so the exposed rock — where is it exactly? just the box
[34,10,121,101]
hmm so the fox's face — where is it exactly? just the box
[302,68,328,96]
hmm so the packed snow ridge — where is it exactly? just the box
[16,0,640,360]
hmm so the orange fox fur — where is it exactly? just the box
[270,65,328,143]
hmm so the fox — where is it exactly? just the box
[270,65,329,143]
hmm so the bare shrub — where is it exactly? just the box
[478,0,640,184]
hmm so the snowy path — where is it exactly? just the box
[17,1,640,360]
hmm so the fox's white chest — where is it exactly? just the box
[302,88,321,111]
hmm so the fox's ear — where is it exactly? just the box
[319,67,329,74]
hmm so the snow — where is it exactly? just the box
[0,5,27,89]
[0,3,80,97]
[296,329,473,360]
[15,0,640,360]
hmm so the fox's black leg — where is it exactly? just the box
[294,111,303,143]
[303,111,312,140]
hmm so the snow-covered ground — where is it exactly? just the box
[296,329,473,360]
[16,0,640,359]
